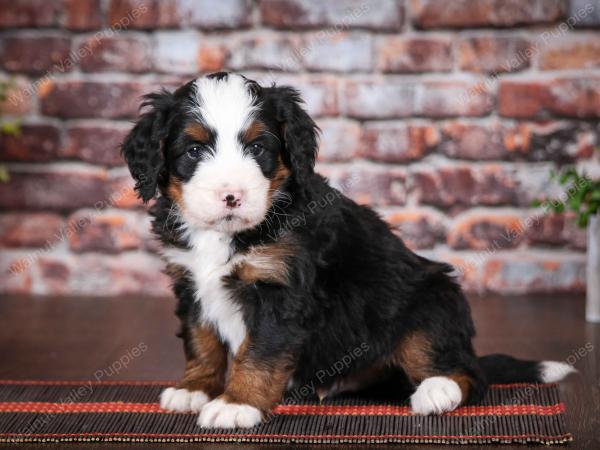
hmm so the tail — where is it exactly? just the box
[478,354,576,384]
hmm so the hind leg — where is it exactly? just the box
[389,331,485,415]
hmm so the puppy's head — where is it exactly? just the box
[122,72,318,234]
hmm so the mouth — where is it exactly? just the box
[208,214,253,226]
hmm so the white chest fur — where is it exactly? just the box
[161,229,247,354]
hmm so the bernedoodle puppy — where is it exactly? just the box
[121,72,575,428]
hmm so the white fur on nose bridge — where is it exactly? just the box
[193,74,258,152]
[192,74,259,182]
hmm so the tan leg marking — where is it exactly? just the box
[220,338,293,413]
[178,325,228,398]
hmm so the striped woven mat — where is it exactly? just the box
[0,380,571,445]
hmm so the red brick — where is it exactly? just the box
[0,0,60,28]
[499,81,549,118]
[1,252,170,296]
[62,124,130,166]
[108,0,177,28]
[106,169,145,209]
[447,211,525,250]
[482,254,586,294]
[317,119,362,162]
[69,253,171,296]
[0,251,34,294]
[384,208,446,249]
[377,37,452,73]
[154,31,200,74]
[531,78,600,118]
[512,163,567,208]
[501,121,593,162]
[318,165,406,206]
[0,124,62,162]
[228,33,303,72]
[0,166,108,211]
[38,258,71,294]
[302,32,372,72]
[0,213,65,248]
[411,164,520,208]
[197,41,229,72]
[362,122,439,163]
[410,0,566,29]
[539,34,600,70]
[67,209,153,253]
[440,122,505,160]
[526,212,587,250]
[421,82,494,118]
[65,0,102,30]
[39,80,152,119]
[439,121,589,162]
[569,0,600,27]
[79,35,152,72]
[435,252,480,292]
[186,0,252,29]
[499,77,600,119]
[302,78,339,117]
[71,253,170,296]
[0,76,35,115]
[345,81,418,119]
[458,36,532,73]
[0,36,71,75]
[271,75,339,117]
[108,0,251,29]
[345,80,493,119]
[259,0,403,31]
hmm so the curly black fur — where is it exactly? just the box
[123,73,559,411]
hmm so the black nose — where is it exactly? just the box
[219,190,243,208]
[225,194,237,208]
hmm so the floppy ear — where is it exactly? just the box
[121,89,174,203]
[272,86,319,184]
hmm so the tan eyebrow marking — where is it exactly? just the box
[185,123,210,143]
[243,120,266,143]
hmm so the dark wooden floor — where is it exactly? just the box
[0,293,598,449]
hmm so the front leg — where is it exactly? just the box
[161,324,228,413]
[198,337,294,428]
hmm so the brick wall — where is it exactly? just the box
[1,0,599,297]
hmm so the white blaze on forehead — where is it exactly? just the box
[193,74,258,149]
[179,74,271,234]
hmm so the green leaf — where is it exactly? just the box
[554,201,566,214]
[540,164,599,228]
[585,201,599,217]
[0,166,9,183]
[559,167,577,185]
[577,211,590,228]
[0,121,20,136]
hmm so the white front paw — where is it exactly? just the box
[197,398,262,428]
[410,376,462,415]
[160,387,209,413]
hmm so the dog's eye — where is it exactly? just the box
[187,145,204,159]
[247,143,265,157]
